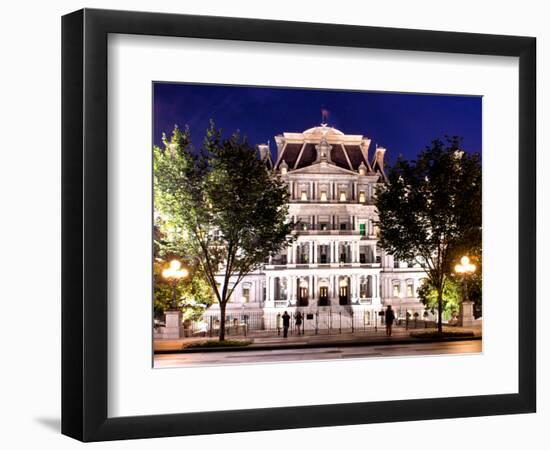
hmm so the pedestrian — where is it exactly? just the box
[282,311,290,338]
[276,313,282,336]
[295,311,303,335]
[385,305,395,337]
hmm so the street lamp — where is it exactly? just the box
[162,259,188,310]
[454,255,476,303]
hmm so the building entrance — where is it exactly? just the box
[299,286,309,306]
[339,285,349,305]
[319,286,329,306]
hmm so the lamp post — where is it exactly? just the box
[454,256,476,327]
[162,259,188,310]
[159,259,189,340]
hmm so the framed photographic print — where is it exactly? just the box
[62,8,536,442]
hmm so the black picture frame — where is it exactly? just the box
[62,8,536,442]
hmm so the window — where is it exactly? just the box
[359,223,366,236]
[359,191,366,203]
[320,223,328,231]
[320,191,327,201]
[406,281,414,297]
[392,283,401,297]
[300,191,308,201]
[242,285,250,303]
[340,222,347,230]
[339,191,347,201]
[360,278,368,298]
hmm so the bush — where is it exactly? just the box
[184,339,251,349]
[410,329,474,339]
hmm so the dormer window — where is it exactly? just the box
[359,191,366,203]
[320,191,327,201]
[339,191,347,202]
[300,191,308,201]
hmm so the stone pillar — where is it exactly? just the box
[265,275,274,307]
[459,301,476,327]
[162,310,184,339]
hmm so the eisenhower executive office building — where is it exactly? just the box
[206,123,427,331]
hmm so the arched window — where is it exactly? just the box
[392,280,401,298]
[406,279,414,297]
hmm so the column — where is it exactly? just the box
[288,277,292,302]
[265,275,272,306]
[287,245,292,264]
[314,275,318,302]
[308,275,313,301]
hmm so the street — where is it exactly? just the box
[154,339,481,367]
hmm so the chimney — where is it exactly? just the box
[257,144,273,169]
[372,146,387,180]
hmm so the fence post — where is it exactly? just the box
[209,316,213,337]
[351,311,354,333]
[315,312,318,335]
[339,312,342,334]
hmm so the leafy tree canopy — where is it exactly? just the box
[375,136,481,331]
[154,123,295,340]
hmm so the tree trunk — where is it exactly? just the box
[437,287,443,333]
[218,302,226,341]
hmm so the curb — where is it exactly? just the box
[154,335,481,354]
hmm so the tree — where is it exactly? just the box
[154,123,294,340]
[375,137,481,333]
[417,277,461,321]
[153,256,215,322]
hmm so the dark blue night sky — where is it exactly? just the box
[153,83,481,165]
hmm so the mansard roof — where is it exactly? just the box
[271,124,387,179]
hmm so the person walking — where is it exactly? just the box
[276,313,282,336]
[295,311,303,335]
[282,311,290,338]
[385,305,395,337]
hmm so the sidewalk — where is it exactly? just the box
[154,325,482,353]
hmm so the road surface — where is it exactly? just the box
[154,339,481,368]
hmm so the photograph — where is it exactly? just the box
[152,83,483,367]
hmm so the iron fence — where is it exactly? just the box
[186,308,436,337]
